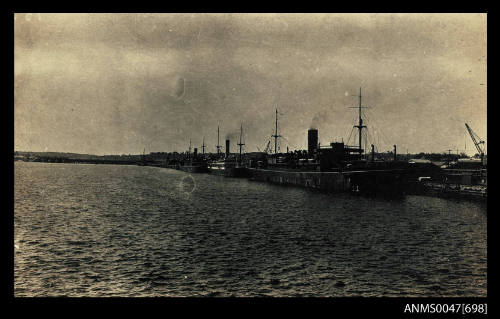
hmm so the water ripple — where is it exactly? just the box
[14,162,487,297]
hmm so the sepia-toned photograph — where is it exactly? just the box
[14,13,486,299]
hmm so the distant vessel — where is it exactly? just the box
[179,139,209,173]
[178,163,209,174]
[208,160,249,177]
[208,124,249,177]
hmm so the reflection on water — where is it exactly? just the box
[14,162,487,297]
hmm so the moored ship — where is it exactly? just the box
[207,125,249,178]
[208,160,250,178]
[247,89,438,196]
[178,139,209,173]
[179,161,209,173]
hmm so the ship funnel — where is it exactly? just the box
[225,139,230,157]
[308,129,318,156]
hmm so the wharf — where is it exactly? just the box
[422,182,487,200]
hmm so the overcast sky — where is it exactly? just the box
[14,13,486,155]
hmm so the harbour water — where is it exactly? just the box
[14,161,487,297]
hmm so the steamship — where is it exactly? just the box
[208,125,249,178]
[178,140,209,173]
[179,161,209,173]
[247,89,440,195]
[208,159,250,178]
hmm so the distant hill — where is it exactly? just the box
[14,151,142,161]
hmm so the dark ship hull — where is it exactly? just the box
[208,163,250,178]
[247,167,408,195]
[179,163,209,173]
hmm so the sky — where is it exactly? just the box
[14,13,487,156]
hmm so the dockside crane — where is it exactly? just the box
[465,123,485,164]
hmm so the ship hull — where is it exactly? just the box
[248,168,348,192]
[248,167,409,195]
[208,166,250,178]
[179,165,209,174]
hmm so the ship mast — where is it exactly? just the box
[216,126,221,156]
[272,108,281,154]
[202,137,206,155]
[350,87,368,159]
[237,124,245,164]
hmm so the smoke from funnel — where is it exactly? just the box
[310,110,329,129]
[225,131,238,141]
